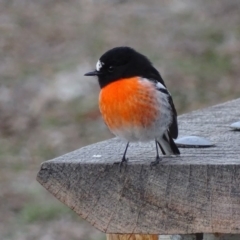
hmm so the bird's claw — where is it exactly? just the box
[114,157,128,172]
[150,156,162,168]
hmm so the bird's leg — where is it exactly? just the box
[114,142,129,171]
[150,140,162,167]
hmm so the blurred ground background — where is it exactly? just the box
[0,0,240,239]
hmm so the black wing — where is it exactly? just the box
[167,94,178,139]
[147,66,178,139]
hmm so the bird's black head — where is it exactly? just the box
[84,46,161,88]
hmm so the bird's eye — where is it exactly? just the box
[108,66,114,72]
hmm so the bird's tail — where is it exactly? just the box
[158,131,180,156]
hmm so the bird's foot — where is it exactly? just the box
[114,157,128,172]
[150,156,162,168]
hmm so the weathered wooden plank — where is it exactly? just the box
[37,98,240,234]
[107,234,158,240]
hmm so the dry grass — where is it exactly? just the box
[0,0,240,239]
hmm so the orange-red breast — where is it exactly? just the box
[85,46,180,166]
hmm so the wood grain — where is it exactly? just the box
[37,98,240,234]
[107,234,158,240]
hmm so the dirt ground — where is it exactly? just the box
[0,0,240,239]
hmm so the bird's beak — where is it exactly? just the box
[84,70,100,76]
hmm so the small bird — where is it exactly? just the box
[85,46,180,166]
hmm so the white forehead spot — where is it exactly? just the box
[96,60,104,71]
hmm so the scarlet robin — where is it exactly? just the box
[85,46,180,167]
